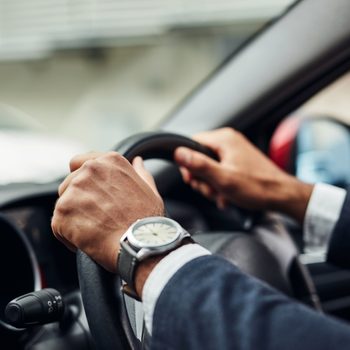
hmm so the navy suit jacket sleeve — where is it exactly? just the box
[151,256,350,350]
[327,190,350,268]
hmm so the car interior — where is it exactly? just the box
[1,0,350,349]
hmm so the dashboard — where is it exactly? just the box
[0,178,207,349]
[2,177,350,349]
[0,183,83,345]
[2,204,78,293]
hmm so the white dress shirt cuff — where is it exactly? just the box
[142,243,211,335]
[303,183,346,253]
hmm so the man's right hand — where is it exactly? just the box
[174,127,313,223]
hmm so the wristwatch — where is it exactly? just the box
[117,216,192,300]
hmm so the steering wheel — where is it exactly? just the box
[77,132,320,350]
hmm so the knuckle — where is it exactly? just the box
[69,156,79,171]
[106,151,121,161]
[217,172,231,189]
[51,216,58,234]
[235,130,244,140]
[51,210,65,236]
[227,127,238,138]
[221,127,245,144]
[233,130,244,141]
[54,197,72,216]
[105,152,128,166]
[192,155,206,171]
[82,159,100,174]
[58,182,65,196]
[221,127,233,134]
[220,127,235,136]
[70,175,85,189]
[77,194,94,210]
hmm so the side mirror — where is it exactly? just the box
[270,116,350,188]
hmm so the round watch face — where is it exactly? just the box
[131,219,180,248]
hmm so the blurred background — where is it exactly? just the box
[0,0,349,184]
[0,0,293,148]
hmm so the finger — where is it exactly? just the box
[51,216,76,252]
[190,179,200,191]
[174,147,222,184]
[54,231,77,252]
[189,179,216,200]
[216,196,229,210]
[197,181,216,200]
[179,166,192,184]
[69,152,104,172]
[132,156,160,196]
[58,169,80,197]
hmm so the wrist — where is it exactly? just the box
[135,255,164,298]
[134,238,194,298]
[270,175,314,224]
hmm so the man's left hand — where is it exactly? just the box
[51,152,164,272]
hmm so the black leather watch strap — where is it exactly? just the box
[117,240,139,292]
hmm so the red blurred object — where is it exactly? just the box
[269,115,302,172]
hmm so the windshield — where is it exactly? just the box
[0,0,294,184]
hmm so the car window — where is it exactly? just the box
[270,71,350,183]
[294,72,350,186]
[0,0,295,184]
[300,72,350,124]
[270,72,350,262]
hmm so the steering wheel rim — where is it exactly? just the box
[77,132,230,350]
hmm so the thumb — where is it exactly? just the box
[132,156,161,197]
[174,147,221,184]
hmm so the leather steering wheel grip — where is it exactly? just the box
[77,132,220,350]
[76,250,134,350]
[115,132,219,162]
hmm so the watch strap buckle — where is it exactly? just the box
[121,282,142,302]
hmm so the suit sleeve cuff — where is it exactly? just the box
[327,189,350,267]
[142,243,211,335]
[303,183,346,253]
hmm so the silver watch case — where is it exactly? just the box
[120,216,191,261]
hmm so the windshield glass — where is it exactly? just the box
[0,0,295,184]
